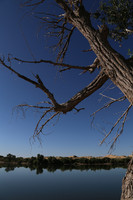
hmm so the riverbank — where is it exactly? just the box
[0,154,132,166]
[0,154,132,174]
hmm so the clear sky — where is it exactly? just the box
[0,0,132,157]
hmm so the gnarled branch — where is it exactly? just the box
[0,56,108,135]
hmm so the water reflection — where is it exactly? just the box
[1,163,127,174]
[0,166,126,200]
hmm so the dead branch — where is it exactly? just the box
[90,94,131,149]
[39,12,75,62]
[0,57,59,107]
[91,96,126,117]
[55,69,108,113]
[101,104,132,147]
[0,55,109,136]
[82,49,92,52]
[13,56,100,73]
[125,29,133,34]
[34,111,60,137]
[3,0,131,145]
[13,57,89,71]
[22,0,45,7]
[17,104,52,109]
[109,104,132,150]
[74,107,85,113]
[1,56,108,114]
[57,26,75,62]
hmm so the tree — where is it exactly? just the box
[6,154,16,162]
[0,1,133,198]
[0,0,132,147]
[1,2,133,150]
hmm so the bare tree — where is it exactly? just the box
[0,0,133,146]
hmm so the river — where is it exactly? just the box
[0,167,126,200]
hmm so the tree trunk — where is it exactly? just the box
[121,157,133,200]
[57,5,133,199]
[68,7,133,105]
[69,10,133,199]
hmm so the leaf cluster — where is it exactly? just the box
[94,0,133,41]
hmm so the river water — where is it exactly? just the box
[0,167,126,200]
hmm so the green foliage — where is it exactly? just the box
[47,156,61,165]
[37,154,44,164]
[128,49,133,58]
[0,155,131,173]
[6,154,16,162]
[95,0,133,41]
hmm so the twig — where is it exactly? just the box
[101,104,132,146]
[91,96,126,117]
[22,0,45,7]
[34,111,59,137]
[17,104,51,109]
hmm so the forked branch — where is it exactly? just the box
[91,95,126,117]
[0,56,108,136]
[109,104,132,150]
[0,57,59,107]
[91,94,131,149]
[101,104,132,145]
[34,110,60,137]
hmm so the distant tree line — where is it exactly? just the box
[0,154,131,173]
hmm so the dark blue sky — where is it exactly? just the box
[0,0,132,157]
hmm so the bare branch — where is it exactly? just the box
[34,110,59,137]
[109,104,132,151]
[90,93,132,151]
[17,104,51,109]
[13,57,89,71]
[32,5,75,62]
[125,29,133,34]
[22,0,45,7]
[91,96,126,118]
[0,57,39,86]
[0,58,59,107]
[35,74,58,106]
[99,93,118,101]
[0,55,109,137]
[82,49,92,52]
[13,56,100,73]
[87,57,100,73]
[74,107,85,113]
[101,104,132,146]
[57,26,75,62]
[55,69,108,113]
[34,108,53,136]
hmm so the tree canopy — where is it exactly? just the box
[97,0,133,41]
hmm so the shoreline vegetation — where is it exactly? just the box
[0,154,132,174]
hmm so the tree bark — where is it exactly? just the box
[68,7,133,105]
[54,3,133,199]
[55,2,133,105]
[121,157,133,200]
